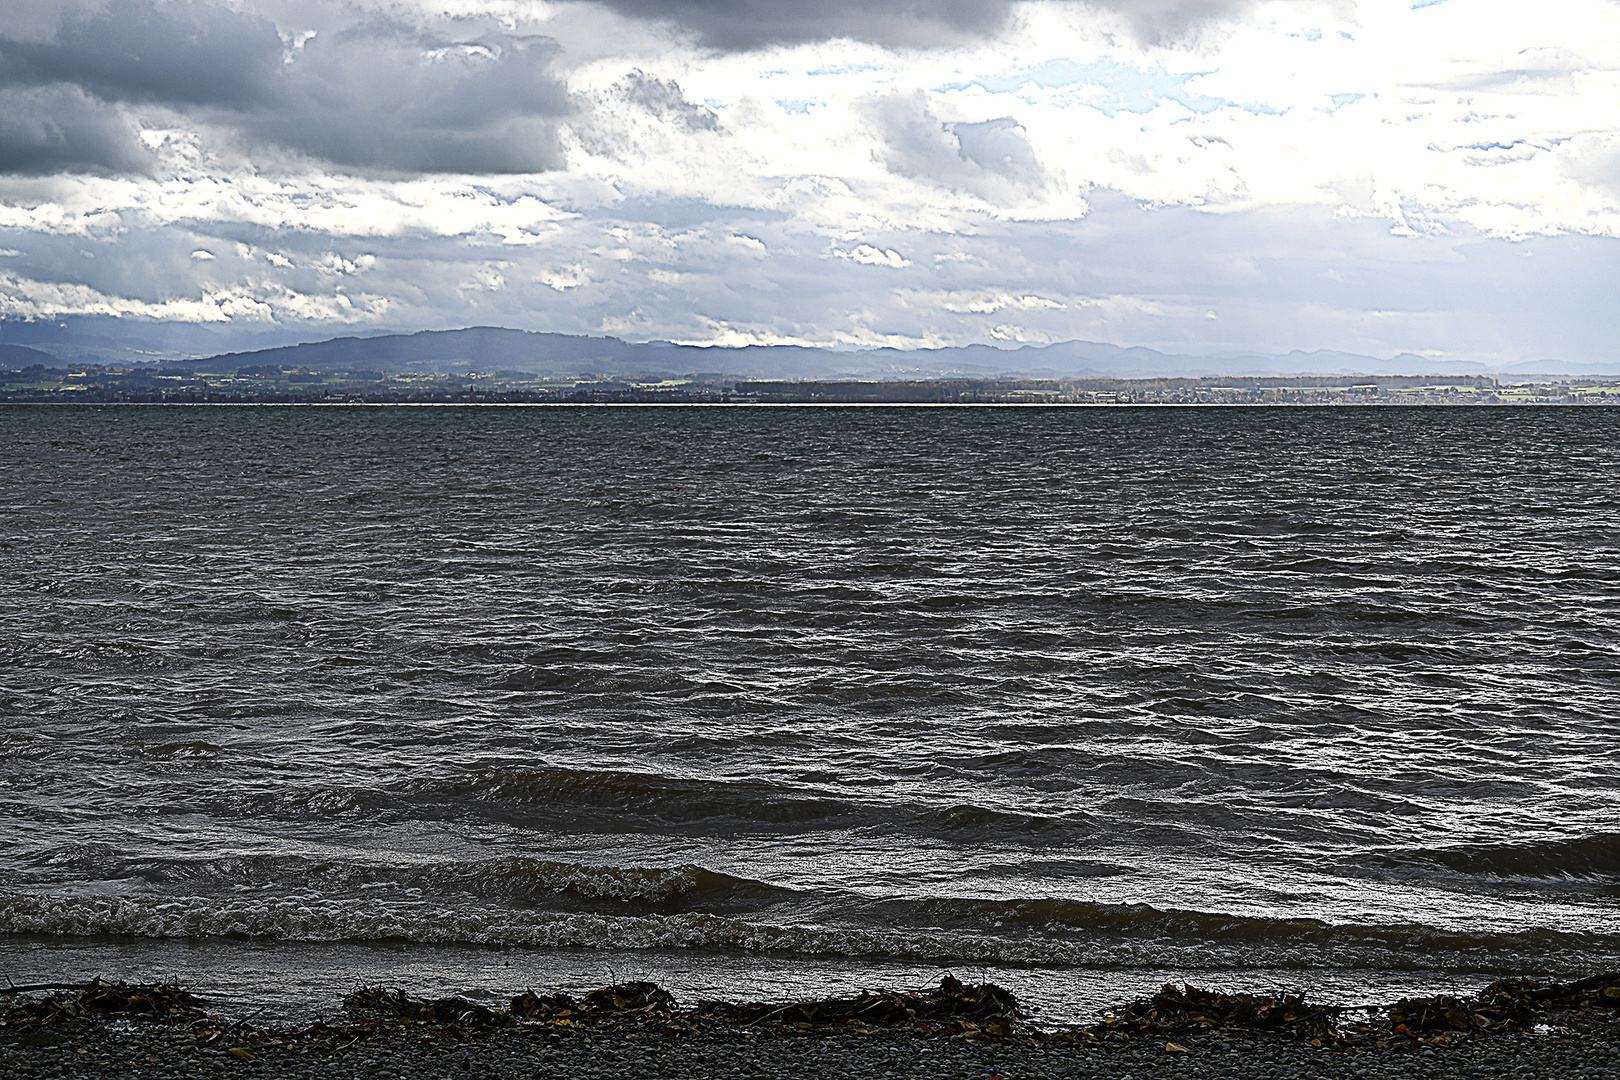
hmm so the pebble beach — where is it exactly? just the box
[6,976,1619,1080]
[5,1011,1620,1080]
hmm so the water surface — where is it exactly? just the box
[2,405,1616,1021]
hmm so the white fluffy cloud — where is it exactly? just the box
[0,0,1615,364]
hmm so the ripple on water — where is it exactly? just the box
[1,404,1618,992]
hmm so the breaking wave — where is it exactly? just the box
[19,851,794,911]
[4,890,1614,975]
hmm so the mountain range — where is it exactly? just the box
[3,320,1613,380]
[186,327,1615,381]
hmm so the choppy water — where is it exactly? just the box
[2,404,1617,1022]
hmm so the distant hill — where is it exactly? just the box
[0,343,60,367]
[190,327,764,378]
[5,321,1606,379]
[0,316,341,367]
[186,326,1580,380]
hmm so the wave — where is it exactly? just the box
[130,763,1114,850]
[398,767,1089,840]
[410,767,861,827]
[21,851,792,910]
[4,891,1614,974]
[1367,834,1620,882]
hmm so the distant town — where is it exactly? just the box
[2,362,1618,405]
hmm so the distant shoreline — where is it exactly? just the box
[1,399,1616,408]
[6,365,1618,406]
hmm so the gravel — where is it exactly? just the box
[6,1017,1619,1080]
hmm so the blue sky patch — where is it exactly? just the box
[807,64,885,77]
[943,59,1225,116]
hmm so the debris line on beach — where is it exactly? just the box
[1088,973,1620,1048]
[3,971,1618,1061]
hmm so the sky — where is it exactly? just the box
[0,0,1616,364]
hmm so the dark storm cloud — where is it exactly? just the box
[588,0,1011,51]
[0,84,149,175]
[587,0,1263,49]
[1090,0,1266,46]
[244,29,569,173]
[0,0,282,108]
[0,0,1277,176]
[0,1,570,176]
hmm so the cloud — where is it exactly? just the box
[0,0,571,175]
[1082,0,1267,46]
[613,70,721,132]
[0,84,149,174]
[951,118,1044,184]
[0,0,282,109]
[870,92,1045,203]
[0,0,1613,368]
[0,189,1613,367]
[1560,133,1620,197]
[833,244,911,267]
[915,288,1067,313]
[0,1,1308,181]
[583,0,1015,51]
[582,0,1269,50]
[242,28,569,173]
[570,69,723,168]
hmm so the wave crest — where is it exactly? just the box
[4,891,1612,974]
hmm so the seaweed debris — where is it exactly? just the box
[1,980,206,1025]
[509,980,676,1025]
[686,975,1021,1039]
[1090,984,1338,1044]
[4,972,1618,1061]
[510,976,1020,1039]
[1085,972,1620,1048]
[346,986,512,1028]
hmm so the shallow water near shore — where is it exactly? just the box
[2,404,1617,1021]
